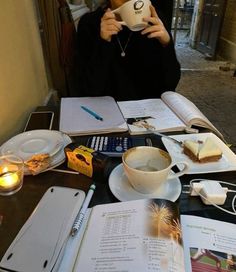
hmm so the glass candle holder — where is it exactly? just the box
[0,155,24,196]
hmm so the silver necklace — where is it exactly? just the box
[116,32,132,57]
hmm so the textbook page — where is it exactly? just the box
[117,99,186,135]
[74,199,185,272]
[181,215,236,271]
[161,92,223,139]
[59,96,128,136]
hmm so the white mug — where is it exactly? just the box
[122,146,189,194]
[112,0,151,31]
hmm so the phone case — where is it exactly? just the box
[0,186,85,272]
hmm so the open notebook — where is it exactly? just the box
[117,91,223,139]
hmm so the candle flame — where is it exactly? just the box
[0,171,19,188]
[3,166,9,172]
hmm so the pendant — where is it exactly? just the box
[121,52,125,57]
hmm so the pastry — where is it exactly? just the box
[25,153,51,175]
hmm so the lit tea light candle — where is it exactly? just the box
[0,155,24,196]
[0,167,20,191]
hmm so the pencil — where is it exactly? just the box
[71,184,96,236]
[50,168,79,175]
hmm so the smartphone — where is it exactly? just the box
[86,136,152,156]
[24,111,54,131]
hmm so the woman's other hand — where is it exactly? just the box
[100,8,122,42]
[141,5,170,46]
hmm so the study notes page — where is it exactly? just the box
[74,199,185,272]
[181,215,236,271]
[117,99,186,134]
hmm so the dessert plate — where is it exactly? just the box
[162,132,236,174]
[108,163,181,202]
[0,130,64,161]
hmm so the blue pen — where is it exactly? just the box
[81,106,103,121]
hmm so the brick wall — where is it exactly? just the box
[218,0,236,63]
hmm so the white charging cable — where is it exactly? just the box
[186,179,236,216]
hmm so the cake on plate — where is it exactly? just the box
[183,137,222,163]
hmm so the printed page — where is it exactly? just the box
[161,92,223,138]
[59,96,128,136]
[117,99,186,134]
[74,199,185,272]
[181,215,236,272]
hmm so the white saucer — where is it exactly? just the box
[0,131,72,175]
[108,163,181,202]
[0,130,64,161]
[23,133,72,175]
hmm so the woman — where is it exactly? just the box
[74,0,181,100]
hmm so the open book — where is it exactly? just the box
[59,96,128,136]
[65,201,236,272]
[117,91,223,139]
[1,188,236,272]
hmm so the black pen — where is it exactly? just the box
[81,106,103,121]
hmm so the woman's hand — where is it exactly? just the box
[141,5,170,46]
[100,8,122,42]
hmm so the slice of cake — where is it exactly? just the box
[183,137,222,163]
[183,140,200,162]
[198,137,222,163]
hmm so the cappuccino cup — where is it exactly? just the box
[122,146,189,194]
[112,0,151,31]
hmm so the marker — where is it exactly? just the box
[81,106,103,121]
[71,184,96,236]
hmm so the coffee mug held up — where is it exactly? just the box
[122,146,189,194]
[112,0,151,31]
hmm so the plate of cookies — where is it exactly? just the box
[162,132,236,174]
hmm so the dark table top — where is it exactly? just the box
[0,106,236,259]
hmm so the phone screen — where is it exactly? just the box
[24,111,54,131]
